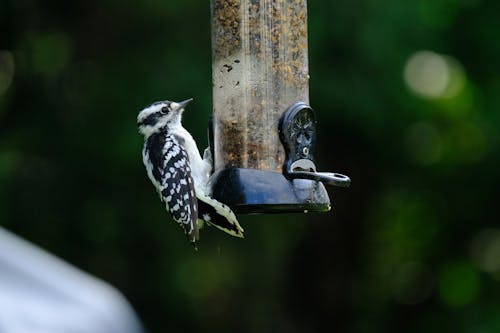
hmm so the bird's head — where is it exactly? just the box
[137,98,193,137]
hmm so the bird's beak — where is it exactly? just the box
[173,98,193,112]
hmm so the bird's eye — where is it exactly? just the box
[160,106,169,114]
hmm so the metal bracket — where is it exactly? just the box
[279,102,350,188]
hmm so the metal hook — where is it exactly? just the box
[287,159,351,187]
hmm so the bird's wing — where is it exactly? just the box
[158,134,199,244]
[196,195,244,238]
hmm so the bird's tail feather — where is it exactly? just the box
[196,195,244,238]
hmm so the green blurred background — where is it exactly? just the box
[1,0,500,332]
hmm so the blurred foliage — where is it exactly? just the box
[1,0,500,332]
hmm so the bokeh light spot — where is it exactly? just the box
[470,229,500,278]
[367,190,439,279]
[25,31,73,77]
[0,50,15,95]
[404,51,449,98]
[438,261,480,307]
[449,122,487,164]
[392,261,434,305]
[404,50,465,99]
[405,121,443,165]
[0,149,19,180]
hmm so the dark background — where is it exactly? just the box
[1,0,500,332]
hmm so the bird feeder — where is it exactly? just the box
[208,0,349,213]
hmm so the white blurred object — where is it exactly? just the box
[0,227,144,333]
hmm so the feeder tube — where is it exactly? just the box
[211,0,309,173]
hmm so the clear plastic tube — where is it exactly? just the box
[211,0,309,173]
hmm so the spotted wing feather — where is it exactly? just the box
[144,133,198,243]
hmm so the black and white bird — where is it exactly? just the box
[137,98,244,248]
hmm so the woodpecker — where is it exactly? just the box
[137,98,244,248]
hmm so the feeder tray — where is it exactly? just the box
[208,102,350,213]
